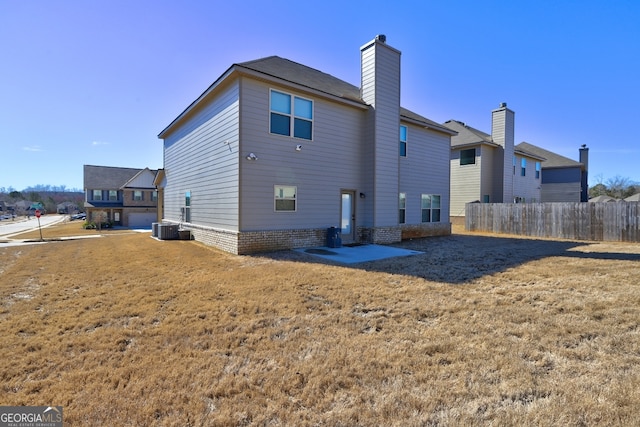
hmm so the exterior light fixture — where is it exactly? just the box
[246,153,258,161]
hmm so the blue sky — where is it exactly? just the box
[1,0,638,191]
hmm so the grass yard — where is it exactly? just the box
[1,221,640,426]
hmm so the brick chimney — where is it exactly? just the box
[491,102,515,203]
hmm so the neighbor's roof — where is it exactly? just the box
[624,193,640,202]
[159,55,456,137]
[83,165,158,189]
[516,142,583,169]
[442,120,498,148]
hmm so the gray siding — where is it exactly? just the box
[479,146,496,203]
[541,182,582,202]
[238,79,366,231]
[513,155,542,202]
[163,81,240,230]
[400,124,451,223]
[450,147,481,216]
[361,39,401,227]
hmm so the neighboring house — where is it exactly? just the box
[445,103,546,217]
[589,195,616,203]
[515,142,589,202]
[446,104,590,218]
[57,202,79,214]
[83,165,159,228]
[157,35,456,254]
[625,193,640,202]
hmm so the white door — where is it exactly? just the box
[341,191,355,244]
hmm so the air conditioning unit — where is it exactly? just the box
[157,224,179,240]
[151,222,159,238]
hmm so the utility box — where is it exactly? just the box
[326,227,342,248]
[158,224,179,240]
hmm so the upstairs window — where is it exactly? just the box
[399,125,407,157]
[109,190,118,201]
[460,148,476,165]
[152,191,158,202]
[422,194,441,223]
[399,193,406,224]
[92,190,102,201]
[275,185,296,212]
[270,90,313,140]
[521,158,527,176]
[133,190,143,201]
[535,161,541,179]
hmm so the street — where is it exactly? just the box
[0,214,66,239]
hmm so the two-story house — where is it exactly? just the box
[157,35,456,254]
[83,165,159,228]
[515,142,589,202]
[445,103,546,218]
[446,103,589,219]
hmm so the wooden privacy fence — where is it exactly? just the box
[465,202,640,242]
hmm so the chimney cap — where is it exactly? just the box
[376,34,386,43]
[499,102,507,108]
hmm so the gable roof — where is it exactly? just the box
[160,55,455,138]
[83,165,158,189]
[443,120,498,148]
[516,142,583,169]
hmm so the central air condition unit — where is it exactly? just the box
[157,224,179,240]
[152,222,159,238]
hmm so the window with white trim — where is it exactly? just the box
[399,193,406,224]
[109,190,118,201]
[133,190,143,201]
[275,185,296,212]
[521,158,527,177]
[270,90,313,140]
[535,161,541,179]
[421,194,441,223]
[92,190,102,201]
[182,191,191,222]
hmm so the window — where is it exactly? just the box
[483,195,490,203]
[535,162,541,179]
[133,190,143,201]
[460,148,476,165]
[275,185,296,212]
[521,158,527,176]
[399,125,407,157]
[183,191,191,222]
[513,155,517,174]
[422,194,441,222]
[109,190,118,201]
[92,190,102,201]
[270,90,313,140]
[152,190,158,202]
[399,193,406,224]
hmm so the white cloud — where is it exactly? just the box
[23,145,43,152]
[92,141,109,146]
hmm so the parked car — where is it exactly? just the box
[1,213,16,220]
[70,213,86,221]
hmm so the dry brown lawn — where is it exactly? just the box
[1,221,640,426]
